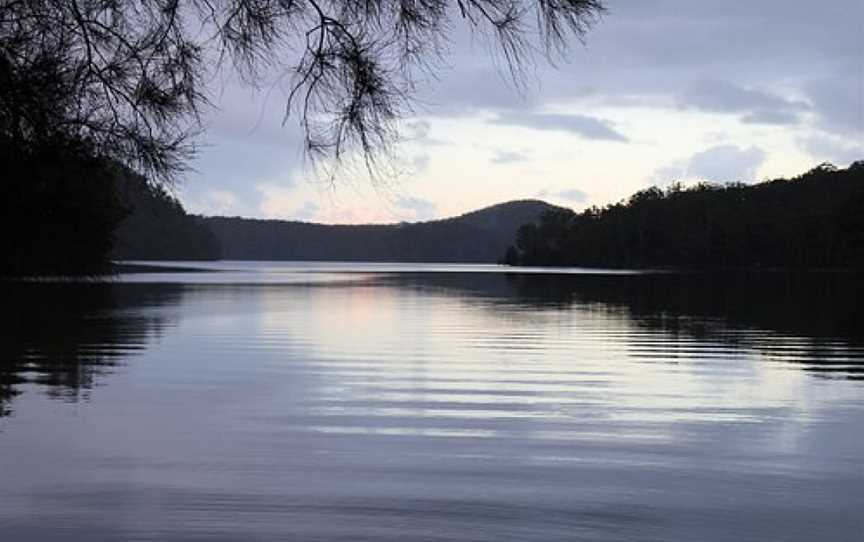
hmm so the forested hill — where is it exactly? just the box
[113,172,222,261]
[504,162,864,270]
[203,200,560,262]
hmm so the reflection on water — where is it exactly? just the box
[393,272,864,379]
[1,266,862,540]
[0,284,183,417]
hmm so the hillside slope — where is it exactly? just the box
[114,173,222,261]
[203,200,560,263]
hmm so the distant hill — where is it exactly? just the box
[505,162,864,270]
[202,200,561,263]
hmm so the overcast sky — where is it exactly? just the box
[180,0,863,223]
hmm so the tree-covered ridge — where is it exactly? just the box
[114,172,221,261]
[204,200,558,263]
[504,162,864,269]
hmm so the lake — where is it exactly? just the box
[1,262,862,541]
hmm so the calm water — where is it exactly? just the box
[2,263,863,541]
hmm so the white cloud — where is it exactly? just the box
[412,154,431,173]
[185,189,238,216]
[686,145,767,182]
[395,195,438,221]
[294,201,320,221]
[537,187,589,204]
[488,111,628,142]
[650,162,687,185]
[491,150,529,164]
[256,183,299,219]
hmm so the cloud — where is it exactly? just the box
[255,183,322,222]
[686,145,766,182]
[193,79,305,185]
[257,187,423,224]
[556,188,589,203]
[186,189,238,216]
[417,65,534,114]
[805,75,864,137]
[491,150,529,164]
[798,135,864,167]
[537,188,588,204]
[679,79,807,125]
[395,195,438,221]
[412,154,431,172]
[402,0,861,122]
[293,201,320,221]
[311,205,398,224]
[741,110,801,125]
[256,183,299,219]
[650,163,687,184]
[680,79,805,113]
[488,111,628,142]
[406,120,432,139]
[404,120,449,146]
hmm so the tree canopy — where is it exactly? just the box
[505,162,864,270]
[0,0,605,180]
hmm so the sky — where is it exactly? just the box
[180,0,864,224]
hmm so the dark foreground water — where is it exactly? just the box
[2,263,863,541]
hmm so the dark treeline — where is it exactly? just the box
[0,147,220,276]
[1,138,124,276]
[505,162,864,269]
[204,200,557,263]
[114,172,221,261]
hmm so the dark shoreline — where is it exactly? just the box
[5,261,861,280]
[503,264,863,274]
[113,262,219,274]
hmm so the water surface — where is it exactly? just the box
[2,263,862,540]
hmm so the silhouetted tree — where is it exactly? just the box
[1,0,605,179]
[0,136,125,275]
